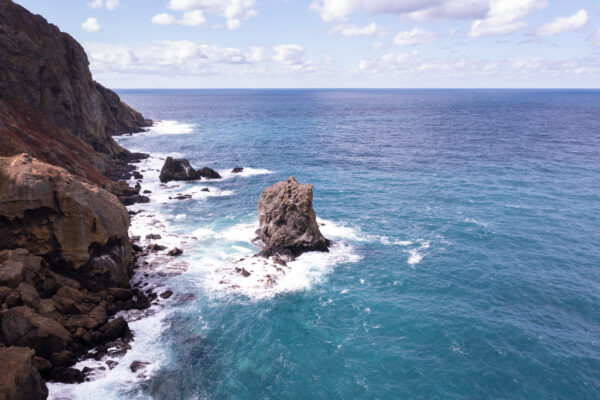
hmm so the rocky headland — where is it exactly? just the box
[0,0,153,397]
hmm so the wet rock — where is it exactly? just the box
[132,171,143,180]
[197,167,222,179]
[49,350,74,368]
[169,194,192,200]
[257,176,331,258]
[160,290,173,299]
[235,267,251,277]
[108,288,133,300]
[159,157,200,183]
[273,257,288,267]
[51,367,85,383]
[119,194,150,206]
[146,234,162,240]
[167,247,183,256]
[130,361,149,373]
[106,360,119,369]
[32,356,52,377]
[201,188,210,192]
[0,346,48,400]
[232,167,244,173]
[99,317,130,341]
[143,190,151,194]
[147,244,167,252]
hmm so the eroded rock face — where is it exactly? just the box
[0,346,48,400]
[0,154,131,288]
[0,0,151,157]
[257,177,330,258]
[159,157,200,183]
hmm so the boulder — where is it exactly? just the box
[197,167,221,179]
[0,306,72,358]
[0,346,48,400]
[159,157,199,183]
[0,249,43,289]
[257,177,330,258]
[167,247,183,256]
[0,154,132,290]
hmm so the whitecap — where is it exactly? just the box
[147,120,195,135]
[218,167,273,180]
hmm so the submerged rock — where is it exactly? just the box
[232,167,244,173]
[257,176,330,258]
[159,157,199,183]
[167,248,183,256]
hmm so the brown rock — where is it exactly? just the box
[0,248,42,288]
[32,356,52,377]
[107,287,133,300]
[99,317,130,341]
[160,290,173,299]
[167,247,183,256]
[0,306,72,358]
[0,154,132,290]
[257,176,331,258]
[17,283,40,311]
[159,157,200,183]
[0,346,48,400]
[130,361,149,373]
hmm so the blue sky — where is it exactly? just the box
[15,0,600,88]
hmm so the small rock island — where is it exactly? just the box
[257,176,331,259]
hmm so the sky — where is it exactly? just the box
[14,0,600,88]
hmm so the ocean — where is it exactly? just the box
[48,90,600,399]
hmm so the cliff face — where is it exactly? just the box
[0,0,150,177]
[0,0,153,393]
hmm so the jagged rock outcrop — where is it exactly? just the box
[0,346,48,400]
[159,157,200,183]
[0,154,131,289]
[0,0,151,194]
[257,177,331,258]
[0,0,151,156]
[159,157,222,183]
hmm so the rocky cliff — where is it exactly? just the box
[0,0,151,189]
[0,0,154,394]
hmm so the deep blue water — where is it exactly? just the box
[61,90,600,399]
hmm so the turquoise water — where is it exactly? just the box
[53,90,600,399]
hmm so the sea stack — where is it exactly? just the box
[257,176,331,259]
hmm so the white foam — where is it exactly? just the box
[406,241,430,266]
[218,167,273,180]
[204,242,361,301]
[47,308,171,399]
[147,120,195,135]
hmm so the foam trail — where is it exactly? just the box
[147,120,195,135]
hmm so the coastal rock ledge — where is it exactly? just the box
[257,176,331,259]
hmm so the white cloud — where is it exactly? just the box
[152,10,207,26]
[536,9,588,36]
[370,41,387,50]
[82,17,102,32]
[152,13,176,25]
[89,0,119,10]
[165,0,257,28]
[393,27,436,46]
[328,22,388,37]
[179,10,207,26]
[310,0,489,22]
[403,0,489,21]
[469,0,547,37]
[84,41,315,75]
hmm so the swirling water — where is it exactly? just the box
[49,90,600,399]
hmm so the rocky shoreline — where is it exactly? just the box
[0,1,332,398]
[0,0,157,398]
